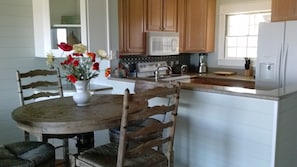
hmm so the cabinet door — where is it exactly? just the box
[163,0,177,31]
[147,0,163,31]
[183,0,215,53]
[119,0,146,55]
[271,0,297,21]
[118,0,125,54]
[146,0,177,32]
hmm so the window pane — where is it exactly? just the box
[237,37,247,47]
[237,48,247,58]
[249,25,258,35]
[247,48,257,58]
[226,48,237,58]
[247,36,257,47]
[226,37,237,47]
[225,12,270,59]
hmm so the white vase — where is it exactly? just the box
[73,80,91,106]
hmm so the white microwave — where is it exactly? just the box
[146,31,179,56]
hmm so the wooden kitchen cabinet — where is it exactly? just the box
[178,0,216,53]
[271,0,297,21]
[146,0,178,32]
[118,0,146,55]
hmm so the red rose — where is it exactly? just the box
[87,52,96,62]
[61,55,74,65]
[57,42,73,51]
[67,75,77,83]
[93,62,99,70]
[105,67,111,77]
[73,60,79,67]
[73,53,83,57]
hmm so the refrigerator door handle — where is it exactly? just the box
[283,45,289,88]
[278,43,283,88]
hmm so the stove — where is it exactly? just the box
[136,61,168,78]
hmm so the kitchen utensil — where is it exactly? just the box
[198,54,207,73]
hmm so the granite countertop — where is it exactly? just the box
[109,72,297,101]
[192,72,255,82]
[179,80,297,101]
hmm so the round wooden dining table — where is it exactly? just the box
[11,94,123,140]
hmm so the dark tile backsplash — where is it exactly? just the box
[119,54,191,72]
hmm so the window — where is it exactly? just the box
[225,12,271,59]
[217,1,271,66]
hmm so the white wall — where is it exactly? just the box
[0,0,50,144]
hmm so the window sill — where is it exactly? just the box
[218,58,256,68]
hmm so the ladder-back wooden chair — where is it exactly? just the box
[109,80,174,148]
[16,68,74,164]
[71,81,181,167]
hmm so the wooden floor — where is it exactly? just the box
[55,160,66,167]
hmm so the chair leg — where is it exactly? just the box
[168,150,174,167]
[63,139,70,166]
[69,153,78,167]
[24,131,30,141]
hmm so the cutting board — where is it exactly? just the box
[213,71,236,76]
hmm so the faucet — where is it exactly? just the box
[180,65,188,75]
[154,65,172,82]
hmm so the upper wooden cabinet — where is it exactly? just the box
[118,0,216,54]
[271,0,297,21]
[118,0,146,55]
[178,0,216,53]
[146,0,178,32]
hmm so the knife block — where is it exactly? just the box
[244,67,253,77]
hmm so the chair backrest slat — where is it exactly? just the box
[128,105,176,122]
[21,81,59,89]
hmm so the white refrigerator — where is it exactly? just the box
[255,20,297,90]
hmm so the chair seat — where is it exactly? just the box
[0,141,55,167]
[76,143,168,167]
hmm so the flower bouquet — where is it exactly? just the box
[47,42,111,83]
[46,42,111,106]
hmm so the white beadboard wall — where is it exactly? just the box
[0,0,46,144]
[175,89,278,167]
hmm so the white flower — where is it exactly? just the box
[46,52,55,69]
[97,49,110,60]
[73,44,87,54]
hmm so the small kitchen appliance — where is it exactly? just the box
[198,53,207,73]
[146,31,179,56]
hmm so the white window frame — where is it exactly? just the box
[217,1,271,67]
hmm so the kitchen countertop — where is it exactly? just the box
[192,72,255,82]
[109,72,297,101]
